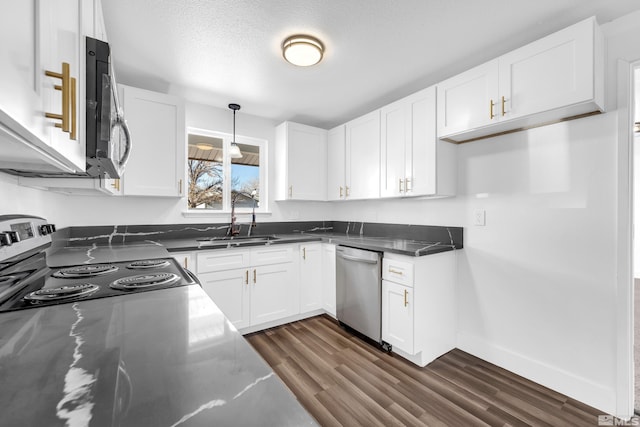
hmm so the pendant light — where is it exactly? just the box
[228,103,243,159]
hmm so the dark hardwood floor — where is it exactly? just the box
[246,315,603,426]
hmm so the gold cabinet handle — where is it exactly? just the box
[303,247,306,260]
[405,178,411,192]
[45,62,76,139]
[399,178,404,193]
[501,96,506,117]
[389,268,403,276]
[245,270,249,285]
[253,269,257,284]
[339,186,343,198]
[489,99,495,119]
[345,186,350,197]
[110,178,121,192]
[288,185,293,198]
[179,179,183,195]
[183,257,188,268]
[404,289,408,307]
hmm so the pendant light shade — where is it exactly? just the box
[228,103,243,159]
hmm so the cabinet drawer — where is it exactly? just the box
[250,246,294,266]
[197,249,251,273]
[382,258,414,286]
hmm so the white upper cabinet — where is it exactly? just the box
[437,16,604,143]
[327,125,346,201]
[275,121,327,201]
[345,110,381,200]
[381,86,456,198]
[119,85,186,197]
[0,0,93,174]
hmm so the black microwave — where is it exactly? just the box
[85,36,131,178]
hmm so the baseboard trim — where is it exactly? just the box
[239,309,325,335]
[456,332,616,415]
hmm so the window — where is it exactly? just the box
[187,128,266,212]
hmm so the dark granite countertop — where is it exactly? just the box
[0,285,317,426]
[159,233,458,257]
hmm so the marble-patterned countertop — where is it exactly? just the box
[158,233,458,257]
[0,285,317,426]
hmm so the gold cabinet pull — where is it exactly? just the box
[404,289,408,307]
[110,178,121,192]
[179,179,183,195]
[288,185,293,198]
[183,257,188,268]
[303,247,306,260]
[253,269,257,284]
[45,62,77,140]
[345,186,350,197]
[405,178,411,192]
[245,270,249,285]
[339,186,343,198]
[501,96,506,117]
[399,178,404,193]
[389,268,403,276]
[489,99,495,119]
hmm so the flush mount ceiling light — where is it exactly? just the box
[228,103,243,159]
[195,143,214,151]
[282,35,324,67]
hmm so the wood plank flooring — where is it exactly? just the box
[246,315,604,426]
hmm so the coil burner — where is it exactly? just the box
[53,264,118,278]
[110,272,180,291]
[24,283,100,302]
[126,259,171,270]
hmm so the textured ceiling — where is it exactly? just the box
[102,0,640,129]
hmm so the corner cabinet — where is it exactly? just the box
[345,110,381,200]
[275,121,327,201]
[380,86,456,198]
[118,85,186,197]
[381,251,456,367]
[437,16,604,143]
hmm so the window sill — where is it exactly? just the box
[181,210,272,219]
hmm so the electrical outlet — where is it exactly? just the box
[474,209,486,226]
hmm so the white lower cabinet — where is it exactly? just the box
[170,251,195,271]
[299,243,323,312]
[381,251,456,367]
[321,243,336,316]
[200,268,251,329]
[196,246,298,330]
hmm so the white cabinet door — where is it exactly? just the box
[346,110,380,200]
[275,122,327,201]
[119,85,185,197]
[380,98,406,198]
[407,87,438,197]
[382,279,414,354]
[327,125,346,201]
[199,268,250,329]
[40,0,85,171]
[251,263,296,325]
[437,59,499,139]
[300,243,323,312]
[321,243,336,316]
[499,17,598,121]
[171,251,195,271]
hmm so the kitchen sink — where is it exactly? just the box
[196,235,280,247]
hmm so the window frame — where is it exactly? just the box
[184,127,268,214]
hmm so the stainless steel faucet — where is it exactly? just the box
[228,189,258,237]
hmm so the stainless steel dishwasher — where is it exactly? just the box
[336,245,383,345]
